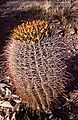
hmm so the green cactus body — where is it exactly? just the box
[5,20,71,111]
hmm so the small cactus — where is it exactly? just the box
[5,19,71,112]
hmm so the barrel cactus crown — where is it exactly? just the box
[6,19,71,112]
[11,20,51,44]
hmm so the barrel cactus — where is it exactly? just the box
[5,19,72,112]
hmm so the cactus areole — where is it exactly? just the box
[6,19,70,112]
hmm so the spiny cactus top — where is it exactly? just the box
[11,20,51,44]
[5,19,71,112]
